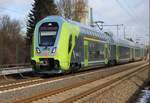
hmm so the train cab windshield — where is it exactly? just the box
[39,22,59,46]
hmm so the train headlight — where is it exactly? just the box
[51,47,57,53]
[36,47,41,54]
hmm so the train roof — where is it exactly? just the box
[115,38,134,47]
[66,18,112,42]
[43,16,112,43]
[114,38,146,48]
[41,16,146,49]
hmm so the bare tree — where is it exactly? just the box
[74,0,88,22]
[56,0,74,19]
[56,0,88,22]
[0,15,27,64]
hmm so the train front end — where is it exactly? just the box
[31,16,71,74]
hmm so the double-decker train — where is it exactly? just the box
[31,16,147,74]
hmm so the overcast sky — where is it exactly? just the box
[0,0,149,44]
[89,0,149,44]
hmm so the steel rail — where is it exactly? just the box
[61,64,149,103]
[13,61,148,103]
[0,61,144,90]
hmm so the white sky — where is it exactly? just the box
[0,0,149,44]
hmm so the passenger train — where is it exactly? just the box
[31,16,147,74]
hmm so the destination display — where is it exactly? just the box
[39,22,58,31]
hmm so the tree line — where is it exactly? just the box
[27,0,88,44]
[0,0,87,65]
[0,16,28,64]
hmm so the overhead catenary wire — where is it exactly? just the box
[115,0,148,35]
[123,0,138,16]
[115,0,141,25]
[123,0,148,33]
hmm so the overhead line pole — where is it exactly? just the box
[94,21,124,38]
[102,24,123,37]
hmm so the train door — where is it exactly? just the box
[116,45,119,63]
[84,40,88,66]
[133,48,135,60]
[104,43,109,64]
[130,48,132,61]
[109,45,116,60]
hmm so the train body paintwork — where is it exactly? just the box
[31,16,147,74]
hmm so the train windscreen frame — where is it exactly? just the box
[39,22,59,46]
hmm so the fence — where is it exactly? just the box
[0,63,32,76]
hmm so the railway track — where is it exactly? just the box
[0,61,144,92]
[10,61,148,103]
[0,61,143,92]
[0,78,42,91]
[61,64,149,103]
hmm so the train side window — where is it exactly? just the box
[68,35,72,53]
